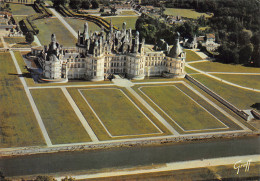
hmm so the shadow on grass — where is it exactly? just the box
[8,72,32,78]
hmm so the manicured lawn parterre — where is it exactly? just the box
[4,37,25,44]
[184,49,203,62]
[191,74,260,110]
[103,16,138,30]
[213,74,260,90]
[119,11,137,15]
[164,8,211,19]
[190,61,260,73]
[30,88,92,144]
[9,3,36,15]
[185,66,199,74]
[80,88,161,136]
[13,15,27,24]
[34,18,77,47]
[64,18,101,33]
[0,52,45,148]
[67,87,170,140]
[139,85,227,131]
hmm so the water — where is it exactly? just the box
[0,136,259,177]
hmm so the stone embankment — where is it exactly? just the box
[1,131,259,157]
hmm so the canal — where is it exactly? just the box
[0,136,259,177]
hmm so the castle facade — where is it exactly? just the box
[32,22,186,82]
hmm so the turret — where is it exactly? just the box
[168,32,183,58]
[83,22,89,40]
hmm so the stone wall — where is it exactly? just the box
[1,131,259,157]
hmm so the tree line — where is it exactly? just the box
[52,0,99,10]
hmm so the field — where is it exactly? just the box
[119,11,138,15]
[64,18,101,33]
[190,61,260,73]
[30,88,92,144]
[4,37,26,44]
[191,74,260,110]
[88,162,260,181]
[213,74,260,90]
[138,84,228,132]
[184,49,203,62]
[185,67,199,74]
[164,8,211,19]
[0,52,45,148]
[12,15,27,24]
[3,37,37,48]
[34,18,77,47]
[9,3,36,15]
[67,87,170,140]
[103,16,138,30]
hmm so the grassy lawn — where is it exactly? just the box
[119,11,137,15]
[34,18,77,47]
[4,37,38,48]
[139,85,226,131]
[81,88,161,136]
[9,3,36,15]
[103,16,138,30]
[88,162,260,181]
[64,18,101,33]
[190,61,260,73]
[213,74,260,90]
[0,52,45,148]
[164,8,211,19]
[67,87,170,140]
[4,37,25,44]
[185,67,199,74]
[30,88,92,144]
[184,49,203,62]
[12,15,27,24]
[191,74,260,110]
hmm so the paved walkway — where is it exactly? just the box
[47,6,78,38]
[61,87,99,142]
[9,51,52,146]
[186,64,260,92]
[209,72,260,75]
[55,154,260,180]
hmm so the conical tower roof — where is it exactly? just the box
[168,33,183,58]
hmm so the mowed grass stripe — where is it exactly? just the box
[0,52,45,148]
[81,88,161,136]
[34,18,77,47]
[30,88,92,144]
[174,83,242,130]
[140,86,226,131]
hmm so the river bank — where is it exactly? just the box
[0,130,259,158]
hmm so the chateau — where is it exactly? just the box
[32,21,186,82]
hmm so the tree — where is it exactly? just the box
[110,5,117,15]
[99,7,104,13]
[91,0,99,9]
[239,43,254,64]
[25,32,34,44]
[238,29,253,46]
[81,0,91,9]
[34,176,57,181]
[52,0,69,7]
[61,176,76,181]
[69,0,82,10]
